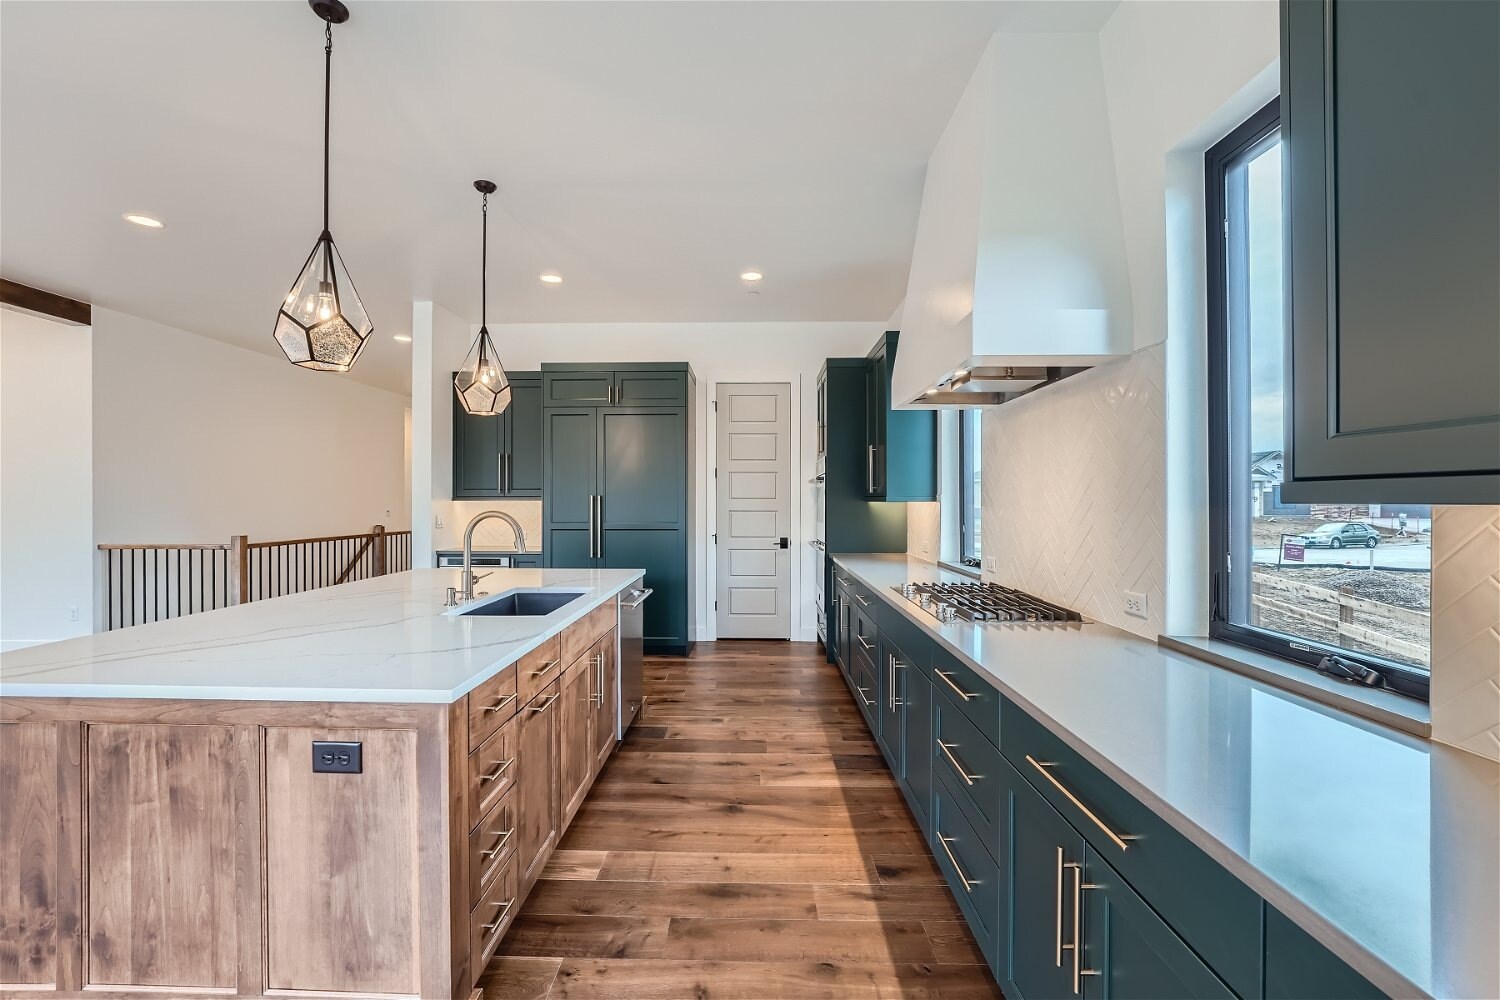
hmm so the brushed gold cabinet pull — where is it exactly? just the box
[935,669,978,701]
[530,659,560,676]
[480,828,514,858]
[854,593,870,606]
[937,741,980,785]
[1068,860,1101,993]
[480,758,514,783]
[1054,846,1065,966]
[856,634,875,651]
[1026,755,1130,852]
[529,692,560,713]
[482,693,517,714]
[936,832,978,892]
[856,686,875,707]
[481,897,515,933]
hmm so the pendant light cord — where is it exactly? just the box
[323,20,333,235]
[481,191,489,327]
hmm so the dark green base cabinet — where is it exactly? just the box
[542,363,694,655]
[836,566,1389,1000]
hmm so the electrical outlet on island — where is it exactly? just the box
[1123,590,1148,619]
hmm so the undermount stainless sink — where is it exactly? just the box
[455,590,585,617]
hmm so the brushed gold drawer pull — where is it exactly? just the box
[1026,754,1130,852]
[856,686,875,707]
[530,658,561,676]
[480,758,514,783]
[1069,859,1100,993]
[482,693,517,714]
[936,832,979,892]
[856,635,875,651]
[1054,846,1065,966]
[937,741,981,786]
[528,692,560,713]
[854,594,870,606]
[935,669,978,701]
[479,828,514,858]
[480,897,515,933]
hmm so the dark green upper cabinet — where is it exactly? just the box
[1282,0,1499,503]
[452,371,542,498]
[543,365,688,408]
[865,332,937,501]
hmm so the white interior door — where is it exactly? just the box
[715,383,792,639]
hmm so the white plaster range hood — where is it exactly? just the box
[891,31,1133,408]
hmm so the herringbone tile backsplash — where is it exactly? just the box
[980,346,1166,639]
[1430,506,1500,762]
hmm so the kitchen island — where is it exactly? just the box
[0,567,643,999]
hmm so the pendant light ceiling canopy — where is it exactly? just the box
[454,179,512,416]
[273,0,373,372]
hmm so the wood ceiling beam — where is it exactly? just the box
[0,278,91,326]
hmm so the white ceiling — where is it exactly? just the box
[1,0,1118,392]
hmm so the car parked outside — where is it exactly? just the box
[1293,522,1381,549]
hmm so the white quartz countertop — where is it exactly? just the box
[0,568,644,704]
[833,553,1499,1000]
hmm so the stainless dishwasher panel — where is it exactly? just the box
[618,586,651,733]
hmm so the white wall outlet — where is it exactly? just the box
[984,555,997,574]
[434,514,445,529]
[1123,590,1148,619]
[67,605,79,622]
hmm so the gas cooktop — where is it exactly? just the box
[893,581,1083,624]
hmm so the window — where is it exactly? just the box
[958,409,982,567]
[1207,101,1431,700]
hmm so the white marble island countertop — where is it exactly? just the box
[0,568,644,704]
[833,553,1499,1000]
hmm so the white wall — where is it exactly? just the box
[91,308,410,545]
[1,309,94,648]
[417,321,884,642]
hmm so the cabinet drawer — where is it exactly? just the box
[930,649,1000,745]
[545,370,613,406]
[851,603,878,659]
[931,769,1000,963]
[850,652,879,727]
[468,790,518,908]
[517,635,562,708]
[1265,905,1384,1000]
[470,850,520,973]
[933,691,1003,857]
[876,603,934,678]
[1000,700,1263,998]
[468,715,518,829]
[562,602,615,668]
[467,663,519,751]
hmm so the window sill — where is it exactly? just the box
[937,560,982,580]
[1158,635,1431,740]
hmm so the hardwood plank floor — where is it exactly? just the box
[479,640,1001,1000]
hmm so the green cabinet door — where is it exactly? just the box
[602,528,687,652]
[861,333,937,502]
[545,370,614,406]
[542,408,599,568]
[452,387,503,497]
[1007,759,1085,1000]
[1265,906,1385,1000]
[876,637,906,777]
[903,662,933,831]
[1282,0,1499,503]
[614,370,686,406]
[1079,846,1235,1000]
[505,376,544,497]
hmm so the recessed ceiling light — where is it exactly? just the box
[393,334,412,343]
[122,213,163,229]
[740,271,763,282]
[539,273,563,284]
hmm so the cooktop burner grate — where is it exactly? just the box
[892,581,1082,624]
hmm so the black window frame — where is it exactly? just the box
[958,409,982,567]
[1206,99,1429,702]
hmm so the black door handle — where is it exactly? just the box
[778,537,789,549]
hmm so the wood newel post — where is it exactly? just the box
[372,524,387,576]
[228,535,249,606]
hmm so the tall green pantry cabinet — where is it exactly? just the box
[542,363,694,655]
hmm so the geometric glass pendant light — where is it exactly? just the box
[273,0,373,372]
[454,179,511,416]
